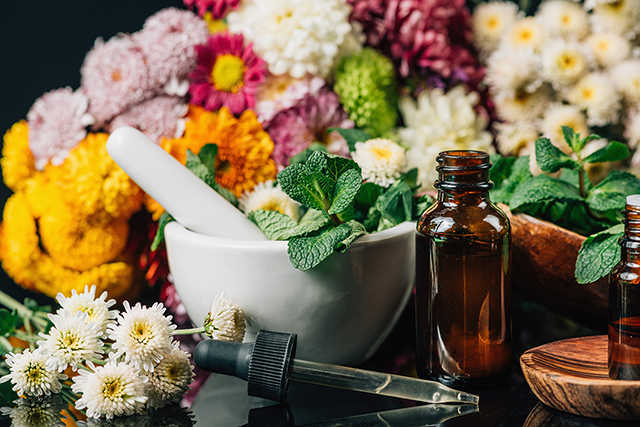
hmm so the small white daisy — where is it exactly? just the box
[502,17,547,51]
[495,121,540,156]
[541,38,593,89]
[537,0,590,40]
[145,345,195,409]
[591,0,640,39]
[566,72,621,126]
[486,47,543,98]
[493,85,552,122]
[539,103,590,153]
[36,310,104,372]
[585,32,631,68]
[624,107,640,149]
[72,354,148,420]
[610,60,640,105]
[55,285,118,337]
[351,138,406,187]
[0,350,67,397]
[239,180,302,221]
[0,395,67,427]
[472,1,520,55]
[204,293,246,343]
[108,301,176,372]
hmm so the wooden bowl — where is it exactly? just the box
[502,206,608,331]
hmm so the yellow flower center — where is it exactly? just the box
[203,12,228,34]
[597,40,609,52]
[212,54,246,93]
[581,87,594,101]
[166,363,181,381]
[514,89,531,104]
[371,146,394,161]
[560,14,571,26]
[261,201,286,215]
[487,16,499,29]
[26,364,45,382]
[276,11,293,25]
[27,409,46,423]
[131,321,152,344]
[102,378,125,400]
[516,28,533,43]
[558,52,580,71]
[60,332,80,350]
[604,1,624,12]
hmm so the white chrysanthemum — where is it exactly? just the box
[591,0,640,38]
[239,180,302,221]
[55,285,118,337]
[502,17,547,51]
[0,395,67,427]
[0,350,66,397]
[537,0,590,40]
[398,86,494,190]
[610,60,640,105]
[72,354,148,420]
[204,293,246,343]
[539,103,590,153]
[496,121,540,156]
[472,1,519,54]
[227,0,353,78]
[108,301,176,372]
[566,72,621,126]
[486,47,543,97]
[36,310,104,372]
[494,85,553,122]
[625,108,640,149]
[145,345,194,409]
[352,138,406,187]
[541,39,593,89]
[585,33,631,68]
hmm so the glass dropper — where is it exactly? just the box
[194,329,479,405]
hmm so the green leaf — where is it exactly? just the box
[561,126,581,153]
[510,174,582,211]
[377,217,397,232]
[355,182,383,210]
[337,203,356,223]
[375,180,413,225]
[0,380,18,407]
[186,150,217,188]
[336,221,367,253]
[559,168,592,193]
[288,224,351,270]
[576,134,602,152]
[575,224,624,284]
[490,156,532,205]
[489,153,516,189]
[363,206,381,232]
[151,212,174,251]
[400,168,420,191]
[277,165,334,211]
[325,155,362,184]
[289,143,328,165]
[582,141,630,164]
[414,194,435,219]
[535,137,580,173]
[305,150,328,173]
[248,209,328,240]
[0,309,19,338]
[299,208,328,224]
[198,143,219,173]
[327,128,371,152]
[586,170,640,212]
[329,169,362,214]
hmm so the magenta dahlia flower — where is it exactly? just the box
[137,8,209,88]
[188,32,266,114]
[27,87,94,170]
[183,0,240,19]
[265,85,354,168]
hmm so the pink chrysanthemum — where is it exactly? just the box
[81,35,155,126]
[137,8,209,89]
[107,96,189,144]
[183,0,240,19]
[188,32,266,115]
[26,87,94,170]
[265,86,353,167]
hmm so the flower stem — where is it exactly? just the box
[172,327,205,335]
[92,358,107,365]
[0,290,31,318]
[0,336,13,353]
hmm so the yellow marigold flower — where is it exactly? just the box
[39,203,129,271]
[52,132,143,221]
[0,192,41,290]
[144,195,165,222]
[162,105,277,197]
[76,262,140,302]
[1,121,36,192]
[22,172,60,219]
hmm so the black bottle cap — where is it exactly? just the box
[193,330,298,403]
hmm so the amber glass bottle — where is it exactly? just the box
[415,150,512,389]
[609,195,640,380]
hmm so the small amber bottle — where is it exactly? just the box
[415,150,512,389]
[608,195,640,380]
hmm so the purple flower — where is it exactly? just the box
[265,86,353,168]
[106,96,188,144]
[81,35,155,126]
[136,8,209,89]
[26,87,94,170]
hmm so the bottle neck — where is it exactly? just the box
[434,150,493,204]
[622,204,640,252]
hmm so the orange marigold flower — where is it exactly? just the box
[1,121,36,192]
[162,105,277,197]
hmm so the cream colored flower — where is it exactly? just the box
[610,60,640,105]
[585,33,631,68]
[493,85,552,122]
[539,103,589,153]
[625,108,640,149]
[496,121,539,156]
[204,293,246,342]
[0,395,67,427]
[502,17,547,51]
[541,39,592,89]
[239,180,301,221]
[55,285,118,337]
[0,350,66,397]
[591,0,640,38]
[352,138,406,187]
[486,47,542,98]
[566,72,621,126]
[472,1,519,54]
[398,86,493,190]
[145,345,194,409]
[537,0,590,40]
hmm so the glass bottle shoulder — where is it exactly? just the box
[417,199,510,237]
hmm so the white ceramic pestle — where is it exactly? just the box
[106,126,267,241]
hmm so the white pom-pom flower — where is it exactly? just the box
[496,121,540,156]
[145,345,195,409]
[351,138,406,187]
[239,180,301,221]
[486,47,543,98]
[472,1,520,55]
[566,72,621,126]
[502,17,547,51]
[590,0,640,39]
[585,32,631,68]
[55,285,118,337]
[539,103,589,153]
[541,38,593,89]
[610,60,640,105]
[537,0,590,40]
[204,293,246,343]
[0,350,66,397]
[108,301,176,372]
[494,85,552,122]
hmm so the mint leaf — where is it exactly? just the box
[278,164,333,211]
[337,203,356,223]
[375,180,413,225]
[414,193,435,219]
[329,169,362,214]
[336,220,367,253]
[586,170,640,212]
[299,208,328,224]
[198,144,219,173]
[355,182,383,210]
[363,206,381,232]
[325,155,362,184]
[561,126,581,152]
[535,137,579,173]
[489,153,516,189]
[186,150,217,188]
[377,217,396,232]
[575,224,624,284]
[559,168,592,193]
[327,128,371,152]
[510,174,582,211]
[248,209,328,240]
[288,224,351,270]
[151,212,174,251]
[582,141,630,164]
[305,150,328,173]
[490,155,532,205]
[401,168,419,191]
[0,309,19,338]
